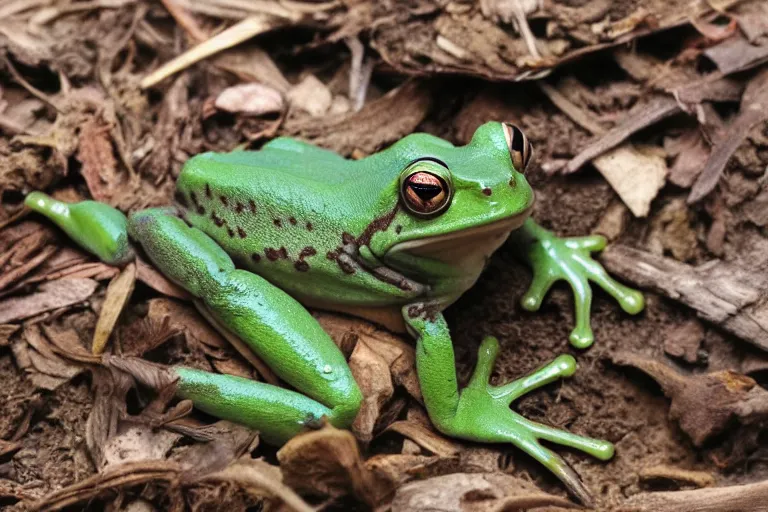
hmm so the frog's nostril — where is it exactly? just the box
[509,176,516,188]
[482,187,492,196]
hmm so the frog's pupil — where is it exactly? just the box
[510,126,525,153]
[410,183,442,201]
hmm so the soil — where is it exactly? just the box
[2,1,768,511]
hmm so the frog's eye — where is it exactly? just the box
[502,123,533,173]
[400,159,452,217]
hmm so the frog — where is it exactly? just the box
[25,121,643,504]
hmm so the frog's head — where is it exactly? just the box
[369,122,535,294]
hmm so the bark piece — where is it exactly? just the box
[600,245,768,351]
[613,352,768,446]
[623,479,768,512]
[663,320,705,364]
[689,68,768,203]
[0,278,98,323]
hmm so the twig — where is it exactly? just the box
[140,15,286,89]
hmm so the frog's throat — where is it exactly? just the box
[385,207,532,262]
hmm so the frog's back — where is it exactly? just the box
[172,138,420,311]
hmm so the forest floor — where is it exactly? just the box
[2,1,768,511]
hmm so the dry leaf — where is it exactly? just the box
[277,424,383,506]
[92,262,136,355]
[349,339,395,443]
[592,143,667,217]
[214,83,284,115]
[0,278,98,323]
[12,324,84,390]
[391,472,578,512]
[100,425,181,472]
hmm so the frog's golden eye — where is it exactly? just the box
[400,160,452,217]
[502,123,533,173]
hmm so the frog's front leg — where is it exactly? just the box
[511,218,644,348]
[128,209,362,445]
[404,303,612,506]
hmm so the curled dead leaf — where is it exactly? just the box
[349,339,395,443]
[277,424,384,506]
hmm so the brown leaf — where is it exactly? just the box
[349,339,394,443]
[277,424,384,506]
[92,262,136,355]
[135,255,192,300]
[391,472,578,512]
[613,352,768,446]
[592,143,667,217]
[12,324,84,390]
[0,278,98,324]
[99,425,181,472]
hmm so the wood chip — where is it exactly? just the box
[600,244,768,351]
[0,278,98,324]
[392,472,578,512]
[140,15,289,89]
[688,68,768,203]
[624,475,768,511]
[384,420,461,457]
[564,96,680,174]
[214,83,284,116]
[92,262,136,355]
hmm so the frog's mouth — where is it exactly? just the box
[385,208,531,265]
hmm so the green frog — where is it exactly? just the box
[26,122,643,503]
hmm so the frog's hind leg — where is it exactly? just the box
[128,208,362,444]
[24,192,134,265]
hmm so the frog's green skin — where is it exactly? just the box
[25,122,643,505]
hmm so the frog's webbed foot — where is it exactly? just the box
[455,337,613,506]
[516,220,644,348]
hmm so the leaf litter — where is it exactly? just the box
[1,0,768,510]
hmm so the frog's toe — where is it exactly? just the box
[520,271,557,312]
[569,326,594,350]
[451,352,611,506]
[565,234,606,252]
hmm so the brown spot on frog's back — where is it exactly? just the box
[294,261,310,272]
[249,200,257,213]
[251,253,261,263]
[205,183,212,198]
[289,217,297,225]
[306,222,313,231]
[220,195,228,206]
[273,219,282,228]
[235,202,244,213]
[237,227,247,238]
